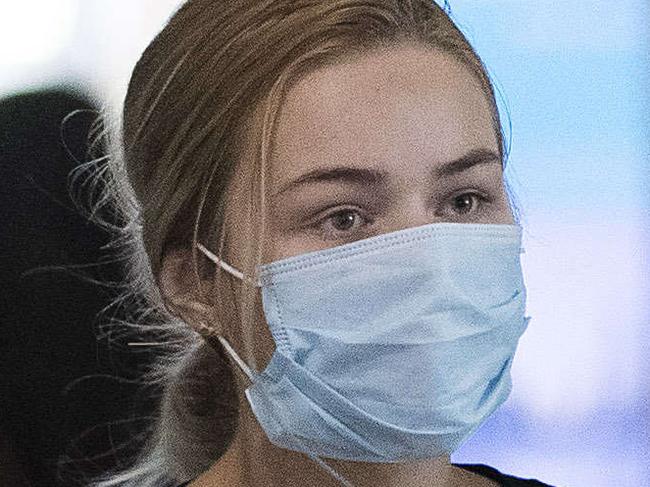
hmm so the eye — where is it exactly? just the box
[329,210,358,231]
[447,191,489,217]
[312,207,372,241]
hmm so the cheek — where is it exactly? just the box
[498,192,516,224]
[263,233,326,263]
[262,216,316,263]
[500,209,516,225]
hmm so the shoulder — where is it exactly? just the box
[455,463,557,487]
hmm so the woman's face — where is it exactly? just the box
[261,43,513,263]
[222,43,514,368]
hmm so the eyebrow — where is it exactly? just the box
[273,148,501,196]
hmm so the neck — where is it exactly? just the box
[190,402,497,487]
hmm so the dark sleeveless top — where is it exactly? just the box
[176,463,555,486]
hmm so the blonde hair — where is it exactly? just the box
[80,1,506,485]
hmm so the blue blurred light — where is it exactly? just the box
[446,2,650,486]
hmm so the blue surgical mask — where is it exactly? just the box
[197,222,530,466]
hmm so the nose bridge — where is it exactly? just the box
[383,188,434,234]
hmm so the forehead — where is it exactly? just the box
[266,43,498,187]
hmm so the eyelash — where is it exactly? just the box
[441,190,491,218]
[307,190,492,241]
[309,206,375,241]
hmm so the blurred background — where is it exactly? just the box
[0,1,647,486]
[448,2,650,486]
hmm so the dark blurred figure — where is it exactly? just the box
[0,422,31,486]
[0,88,153,486]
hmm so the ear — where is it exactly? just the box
[158,247,219,335]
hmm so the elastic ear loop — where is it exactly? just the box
[214,334,355,487]
[196,243,355,487]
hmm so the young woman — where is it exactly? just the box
[89,1,554,485]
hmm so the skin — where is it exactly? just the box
[161,42,514,486]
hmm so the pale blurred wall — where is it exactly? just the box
[0,0,184,107]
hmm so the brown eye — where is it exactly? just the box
[443,191,493,219]
[312,207,373,242]
[452,193,477,215]
[329,210,360,231]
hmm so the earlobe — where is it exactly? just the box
[158,247,217,334]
